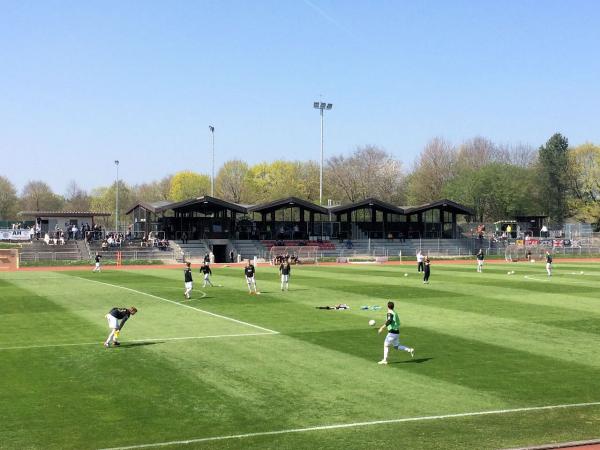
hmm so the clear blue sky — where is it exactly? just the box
[1,0,599,194]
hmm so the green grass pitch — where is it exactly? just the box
[2,261,600,449]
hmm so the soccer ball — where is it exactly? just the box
[511,271,515,274]
[507,271,511,275]
[256,292,261,295]
[531,259,535,263]
[580,271,584,275]
[404,273,408,277]
[369,319,376,326]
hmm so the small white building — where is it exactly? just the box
[18,211,111,236]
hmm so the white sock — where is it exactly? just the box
[383,346,389,360]
[105,330,115,345]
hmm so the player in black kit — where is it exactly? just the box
[200,262,213,287]
[92,253,102,272]
[104,306,137,347]
[244,260,258,294]
[279,259,291,291]
[184,262,193,299]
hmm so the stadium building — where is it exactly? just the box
[126,196,473,242]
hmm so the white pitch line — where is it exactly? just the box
[524,275,593,284]
[75,276,279,335]
[99,401,600,450]
[0,332,275,351]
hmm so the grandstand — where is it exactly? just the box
[19,239,86,262]
[85,239,174,262]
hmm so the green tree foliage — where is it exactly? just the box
[20,181,64,212]
[568,143,600,229]
[168,171,210,202]
[444,163,539,221]
[245,161,295,203]
[133,176,172,203]
[537,133,570,224]
[0,175,18,220]
[215,160,251,203]
[294,160,320,203]
[89,181,134,229]
[406,137,456,204]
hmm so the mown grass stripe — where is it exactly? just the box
[98,401,600,450]
[75,276,280,334]
[0,332,276,351]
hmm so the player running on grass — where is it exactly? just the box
[279,259,291,291]
[377,301,414,364]
[245,259,258,294]
[92,252,102,272]
[104,306,137,347]
[200,261,213,287]
[184,262,193,298]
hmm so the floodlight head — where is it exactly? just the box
[326,103,333,109]
[313,102,319,109]
[319,102,326,109]
[114,160,119,166]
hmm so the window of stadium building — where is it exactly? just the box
[424,209,440,223]
[351,208,371,222]
[389,214,406,222]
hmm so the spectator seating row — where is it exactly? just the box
[261,240,336,250]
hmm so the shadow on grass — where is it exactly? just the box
[118,341,162,348]
[392,357,433,364]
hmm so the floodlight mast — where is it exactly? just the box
[114,160,119,231]
[313,101,333,205]
[209,125,215,196]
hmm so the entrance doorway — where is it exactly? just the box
[212,245,227,263]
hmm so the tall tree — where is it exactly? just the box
[215,160,251,203]
[168,171,210,202]
[245,161,300,203]
[133,176,172,203]
[406,137,456,204]
[326,146,404,204]
[64,180,91,211]
[89,181,135,228]
[20,181,64,211]
[456,136,508,171]
[0,175,18,220]
[504,143,537,168]
[444,163,539,222]
[295,160,320,203]
[568,143,600,229]
[537,133,570,224]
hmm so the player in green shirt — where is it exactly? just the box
[377,301,414,364]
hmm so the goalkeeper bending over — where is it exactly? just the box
[104,306,137,347]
